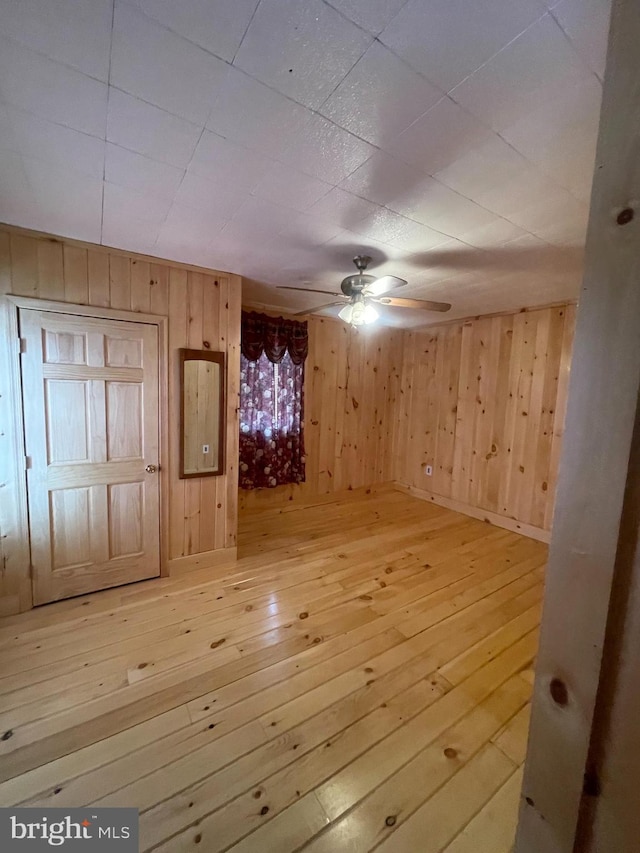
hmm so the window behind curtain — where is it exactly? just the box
[239,349,305,489]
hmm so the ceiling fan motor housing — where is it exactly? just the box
[340,273,377,296]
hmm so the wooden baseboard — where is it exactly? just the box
[393,482,550,544]
[167,546,238,577]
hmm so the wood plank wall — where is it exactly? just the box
[0,225,241,614]
[393,304,576,533]
[239,314,404,511]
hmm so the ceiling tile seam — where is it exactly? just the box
[101,0,116,245]
[230,0,262,64]
[333,160,556,251]
[116,0,235,68]
[0,101,108,149]
[114,0,370,121]
[491,128,596,206]
[547,6,608,84]
[322,0,413,36]
[149,125,211,253]
[0,30,111,88]
[313,37,448,123]
[370,83,592,218]
[317,0,393,37]
[377,8,551,98]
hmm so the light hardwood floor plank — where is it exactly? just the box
[0,490,545,852]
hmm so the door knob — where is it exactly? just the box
[145,464,157,473]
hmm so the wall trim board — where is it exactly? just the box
[167,547,238,577]
[0,222,238,280]
[516,1,640,849]
[0,294,32,613]
[393,482,550,543]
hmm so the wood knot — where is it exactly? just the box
[617,207,634,225]
[385,815,397,827]
[299,612,309,619]
[444,747,458,759]
[260,806,269,816]
[210,639,226,649]
[550,677,569,706]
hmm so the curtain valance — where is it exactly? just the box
[241,311,308,365]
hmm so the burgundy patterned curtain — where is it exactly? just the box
[239,312,307,490]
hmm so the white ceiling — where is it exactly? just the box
[0,0,610,326]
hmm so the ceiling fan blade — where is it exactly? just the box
[364,275,407,296]
[372,296,452,312]
[293,301,347,316]
[277,286,342,297]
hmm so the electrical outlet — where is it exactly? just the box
[202,444,210,454]
[425,465,433,476]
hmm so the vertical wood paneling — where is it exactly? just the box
[108,255,131,310]
[63,245,89,304]
[0,225,241,613]
[37,239,65,301]
[395,305,576,533]
[238,316,405,511]
[130,259,151,313]
[87,250,110,307]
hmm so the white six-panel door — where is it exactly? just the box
[20,309,160,604]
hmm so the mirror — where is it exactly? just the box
[179,349,225,478]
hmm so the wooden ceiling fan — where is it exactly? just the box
[277,255,451,326]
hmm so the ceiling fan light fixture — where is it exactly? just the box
[338,299,379,327]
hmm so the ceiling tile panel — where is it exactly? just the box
[172,169,245,219]
[106,88,202,168]
[233,0,373,109]
[21,157,103,242]
[0,105,105,179]
[0,0,113,81]
[379,0,546,92]
[386,96,493,176]
[501,76,601,200]
[385,177,497,238]
[340,151,429,207]
[433,134,529,201]
[451,14,589,132]
[0,35,108,137]
[306,187,380,231]
[219,197,299,244]
[101,211,160,254]
[105,142,184,199]
[129,0,260,62]
[103,181,173,226]
[111,1,228,125]
[320,41,442,147]
[278,113,377,185]
[552,0,612,80]
[206,68,314,158]
[252,164,332,212]
[189,130,274,193]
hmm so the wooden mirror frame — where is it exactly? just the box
[179,348,225,479]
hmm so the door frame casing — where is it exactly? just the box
[4,295,170,609]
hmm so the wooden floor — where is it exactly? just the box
[0,485,546,852]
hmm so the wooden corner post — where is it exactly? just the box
[516,1,640,850]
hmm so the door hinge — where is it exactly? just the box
[18,337,26,355]
[24,455,32,470]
